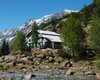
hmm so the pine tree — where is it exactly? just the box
[12,31,25,52]
[6,42,9,55]
[83,4,88,26]
[52,26,56,32]
[31,21,39,47]
[0,49,1,56]
[96,0,100,6]
[40,23,46,30]
[95,0,100,17]
[51,19,55,25]
[61,15,85,56]
[89,16,100,52]
[0,39,9,55]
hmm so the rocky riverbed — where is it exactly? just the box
[0,69,98,80]
[0,48,99,80]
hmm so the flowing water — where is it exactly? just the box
[0,70,98,80]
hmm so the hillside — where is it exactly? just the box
[40,0,100,46]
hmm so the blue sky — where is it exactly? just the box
[0,0,93,32]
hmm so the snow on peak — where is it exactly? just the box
[18,19,34,30]
[0,8,78,46]
[35,9,78,26]
[63,9,78,14]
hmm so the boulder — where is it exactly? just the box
[28,61,34,65]
[60,60,69,67]
[49,57,53,62]
[53,52,57,56]
[11,50,21,55]
[54,56,62,63]
[96,73,100,79]
[53,62,59,65]
[37,54,44,58]
[20,58,27,61]
[21,69,27,73]
[8,78,13,80]
[45,60,49,63]
[0,57,4,63]
[24,74,36,79]
[35,60,41,65]
[66,69,74,75]
[0,64,3,67]
[5,61,15,67]
[85,71,96,75]
[0,77,4,80]
[44,49,53,57]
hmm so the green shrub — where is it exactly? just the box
[95,52,100,59]
[71,56,80,62]
[95,59,100,70]
[23,51,32,57]
[58,49,71,58]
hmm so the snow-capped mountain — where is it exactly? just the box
[35,9,78,26]
[0,9,78,47]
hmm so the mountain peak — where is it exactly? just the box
[63,9,78,13]
[0,8,78,47]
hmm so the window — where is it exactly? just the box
[29,39,31,42]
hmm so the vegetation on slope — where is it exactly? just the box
[0,0,100,70]
[40,0,100,61]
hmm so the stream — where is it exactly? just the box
[0,69,98,80]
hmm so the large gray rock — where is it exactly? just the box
[66,69,74,75]
[54,56,62,63]
[60,60,69,67]
[96,73,100,79]
[35,60,41,65]
[0,57,4,63]
[20,58,27,61]
[85,71,96,75]
[5,55,15,61]
[5,61,15,67]
[0,77,4,80]
[24,74,36,79]
[49,57,53,62]
[37,54,44,58]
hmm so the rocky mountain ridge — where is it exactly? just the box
[0,9,78,46]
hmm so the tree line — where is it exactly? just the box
[60,0,100,60]
[12,21,39,54]
[0,39,9,56]
[0,21,39,56]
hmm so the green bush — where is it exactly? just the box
[71,56,80,62]
[58,49,71,58]
[95,59,100,70]
[95,52,100,59]
[23,51,32,57]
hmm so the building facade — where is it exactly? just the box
[25,30,62,49]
